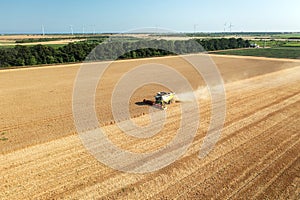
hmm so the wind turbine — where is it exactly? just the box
[193,24,199,35]
[69,25,74,35]
[228,22,234,32]
[82,25,85,35]
[224,22,227,32]
[92,25,96,35]
[41,24,45,36]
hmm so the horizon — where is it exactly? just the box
[1,31,300,36]
[1,0,299,34]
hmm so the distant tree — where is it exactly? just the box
[15,58,25,66]
[228,38,238,49]
[69,56,76,63]
[46,56,55,64]
[131,51,137,58]
[28,56,37,65]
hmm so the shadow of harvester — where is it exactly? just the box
[135,99,154,106]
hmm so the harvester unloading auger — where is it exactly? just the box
[143,92,175,110]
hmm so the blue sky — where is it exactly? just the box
[1,0,299,33]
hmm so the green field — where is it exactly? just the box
[272,33,300,39]
[0,45,15,49]
[281,43,300,47]
[211,47,300,59]
[252,40,300,48]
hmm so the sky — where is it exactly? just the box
[0,0,299,34]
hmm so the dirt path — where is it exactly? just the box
[0,56,299,199]
[0,39,84,46]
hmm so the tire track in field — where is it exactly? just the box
[277,162,300,200]
[215,119,299,198]
[256,157,300,200]
[183,151,299,200]
[74,88,298,198]
[153,105,299,199]
[173,114,299,199]
[232,141,300,199]
[83,86,300,199]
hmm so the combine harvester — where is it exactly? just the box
[143,92,175,110]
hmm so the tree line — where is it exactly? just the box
[88,38,250,60]
[0,41,99,67]
[0,38,250,68]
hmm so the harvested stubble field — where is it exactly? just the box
[0,54,299,199]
